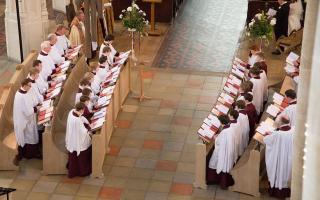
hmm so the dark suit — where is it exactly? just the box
[274,2,290,40]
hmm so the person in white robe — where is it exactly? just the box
[264,116,293,199]
[247,45,262,67]
[37,41,60,81]
[75,88,93,112]
[27,68,44,105]
[32,60,49,94]
[277,89,297,127]
[228,109,241,163]
[99,34,119,60]
[235,100,250,155]
[96,56,110,83]
[13,79,41,160]
[237,81,253,101]
[208,115,235,188]
[252,64,268,102]
[48,33,66,65]
[288,0,303,35]
[249,67,266,115]
[55,24,71,55]
[65,102,92,178]
[100,46,114,66]
[88,65,101,95]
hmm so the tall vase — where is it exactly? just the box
[129,30,137,65]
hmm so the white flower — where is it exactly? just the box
[122,9,126,13]
[251,18,255,23]
[262,35,266,39]
[132,3,139,9]
[128,28,137,32]
[127,7,132,12]
[145,20,149,25]
[139,10,143,13]
[132,28,136,32]
[255,13,262,20]
[143,12,146,16]
[246,32,250,37]
[270,18,276,25]
[249,22,254,27]
[119,14,123,19]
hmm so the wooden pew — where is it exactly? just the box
[0,51,38,171]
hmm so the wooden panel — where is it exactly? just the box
[119,63,130,104]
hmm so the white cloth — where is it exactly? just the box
[278,103,297,126]
[75,92,93,112]
[250,77,265,114]
[237,112,250,155]
[264,128,293,189]
[35,74,48,94]
[99,43,117,60]
[288,0,303,35]
[91,75,101,95]
[56,34,70,55]
[28,77,44,105]
[260,70,268,101]
[248,54,262,67]
[96,66,110,82]
[49,45,65,65]
[37,52,55,81]
[65,110,91,156]
[209,126,236,173]
[13,90,38,147]
[230,121,241,163]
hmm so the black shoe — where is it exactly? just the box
[272,49,281,55]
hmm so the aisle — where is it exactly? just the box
[153,0,247,72]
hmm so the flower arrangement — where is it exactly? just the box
[119,0,149,33]
[246,11,276,44]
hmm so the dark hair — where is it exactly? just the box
[240,81,252,93]
[33,60,42,67]
[236,100,246,109]
[253,62,263,70]
[229,109,239,120]
[249,67,261,75]
[99,56,108,64]
[102,46,111,53]
[285,89,296,99]
[105,34,114,41]
[280,116,290,125]
[82,88,92,96]
[21,78,32,87]
[218,114,230,125]
[243,93,253,102]
[80,95,90,103]
[29,68,40,75]
[75,102,85,111]
[79,78,90,86]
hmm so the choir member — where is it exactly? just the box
[228,109,240,162]
[235,100,250,155]
[47,33,66,65]
[79,95,93,122]
[207,115,235,189]
[243,93,258,139]
[99,34,119,59]
[247,45,261,66]
[237,81,253,101]
[96,56,110,82]
[55,24,71,55]
[13,79,42,161]
[65,102,92,178]
[249,67,265,115]
[288,0,303,36]
[253,53,268,75]
[100,46,114,65]
[277,89,297,127]
[251,65,268,103]
[272,0,290,55]
[264,116,293,199]
[37,41,60,82]
[32,60,49,95]
[89,64,101,95]
[27,68,44,105]
[75,88,92,107]
[69,10,85,47]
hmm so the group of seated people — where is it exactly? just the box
[206,45,297,198]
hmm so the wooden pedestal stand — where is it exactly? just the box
[143,0,162,36]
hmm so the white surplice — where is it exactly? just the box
[264,128,293,189]
[13,89,39,147]
[237,112,250,155]
[99,43,117,60]
[250,77,265,114]
[27,76,44,105]
[230,121,241,163]
[56,34,70,55]
[35,74,49,94]
[65,110,91,156]
[49,45,65,65]
[38,52,55,81]
[288,0,303,35]
[248,54,262,67]
[260,70,268,102]
[209,126,236,173]
[278,103,297,127]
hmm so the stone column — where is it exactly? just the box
[290,1,319,199]
[301,1,320,199]
[5,0,49,62]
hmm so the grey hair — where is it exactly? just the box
[47,33,57,41]
[40,41,51,50]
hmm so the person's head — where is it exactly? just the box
[56,24,68,35]
[21,78,32,91]
[75,102,85,115]
[29,68,40,80]
[79,78,90,87]
[285,89,297,101]
[218,114,230,126]
[99,56,108,65]
[249,45,260,55]
[249,67,261,77]
[76,10,85,22]
[33,60,42,71]
[47,33,57,45]
[40,41,52,53]
[229,109,239,120]
[275,115,290,128]
[255,52,265,61]
[82,88,92,96]
[240,81,252,93]
[235,100,246,110]
[102,46,111,56]
[84,72,94,83]
[253,62,264,71]
[80,95,91,106]
[104,35,115,44]
[278,0,285,5]
[243,93,253,103]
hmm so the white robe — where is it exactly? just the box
[209,126,236,173]
[288,0,303,35]
[99,43,117,60]
[28,77,44,105]
[237,112,250,155]
[250,77,265,114]
[91,75,101,95]
[13,89,38,147]
[65,110,91,156]
[96,66,110,82]
[248,54,262,67]
[49,45,65,65]
[38,52,55,81]
[56,34,70,55]
[260,70,268,102]
[230,121,241,163]
[264,128,293,189]
[278,103,297,127]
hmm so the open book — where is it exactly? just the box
[286,52,299,65]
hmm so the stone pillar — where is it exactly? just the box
[301,1,320,199]
[5,0,49,62]
[290,1,319,199]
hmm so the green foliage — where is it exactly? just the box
[247,11,276,42]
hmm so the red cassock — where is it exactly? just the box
[245,103,258,139]
[68,146,92,178]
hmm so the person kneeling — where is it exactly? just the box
[66,102,92,178]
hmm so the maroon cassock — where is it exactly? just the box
[259,61,268,75]
[67,146,92,178]
[206,125,235,189]
[17,144,41,160]
[83,105,93,122]
[245,103,258,139]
